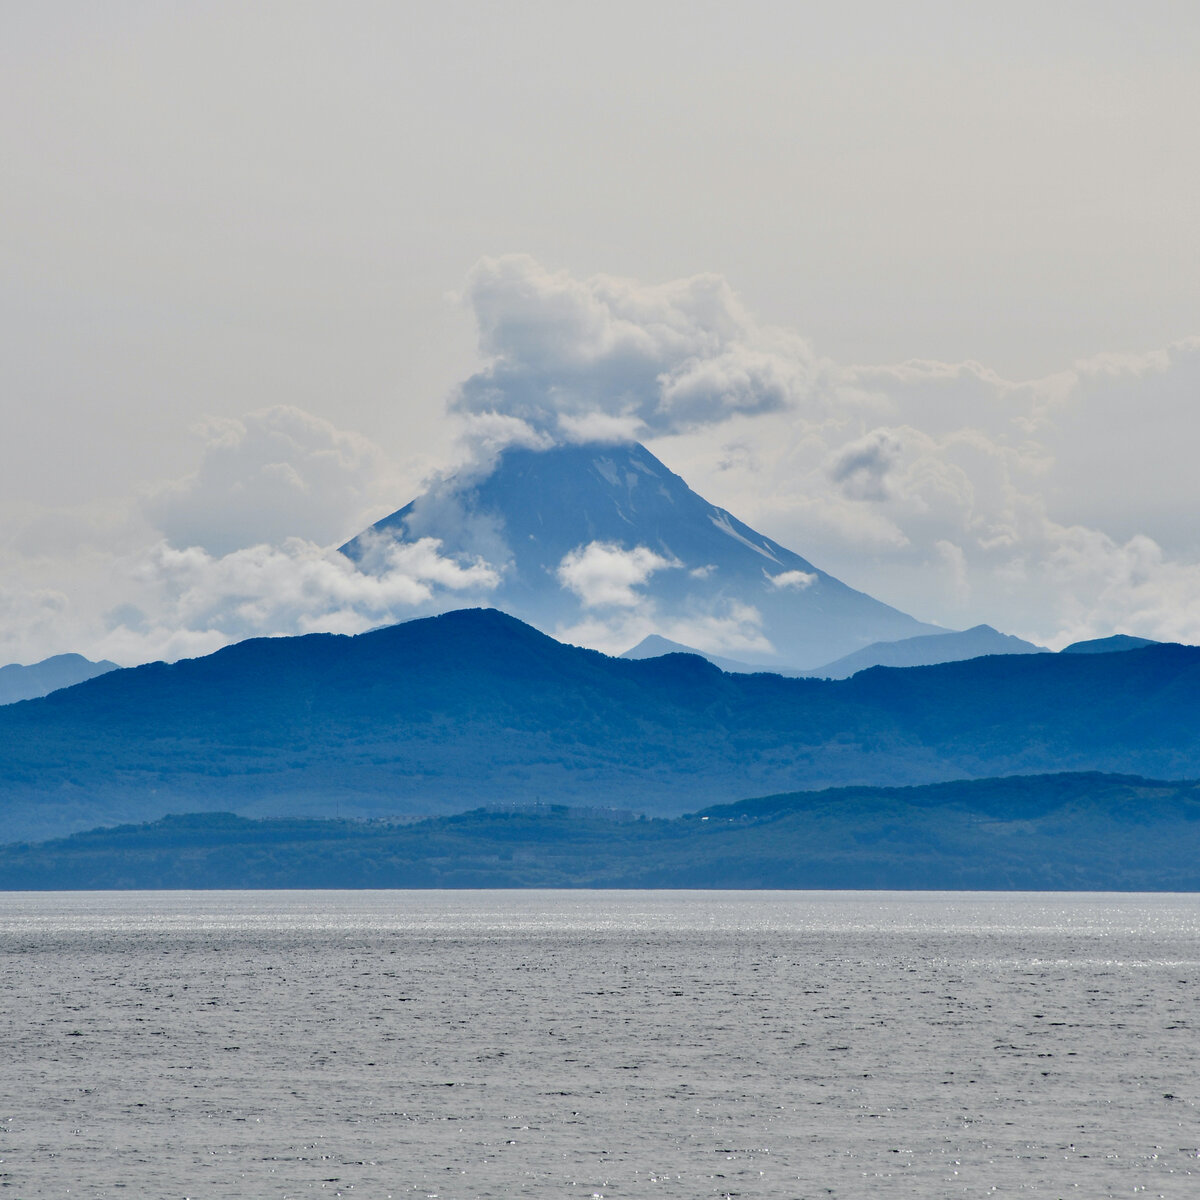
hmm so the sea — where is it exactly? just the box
[1,890,1197,1198]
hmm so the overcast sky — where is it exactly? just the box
[3,1,1200,664]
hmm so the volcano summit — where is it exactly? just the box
[344,441,941,669]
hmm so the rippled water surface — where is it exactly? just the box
[2,890,1198,1197]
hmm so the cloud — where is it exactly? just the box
[828,429,903,502]
[556,411,644,445]
[556,542,678,609]
[0,402,504,666]
[550,540,772,657]
[92,535,501,665]
[652,333,1200,647]
[665,601,773,657]
[452,254,817,442]
[767,569,816,591]
[1029,524,1200,647]
[0,584,71,665]
[934,539,970,607]
[145,405,390,555]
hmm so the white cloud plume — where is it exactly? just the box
[97,535,500,664]
[556,411,645,446]
[556,542,678,609]
[0,527,502,669]
[452,254,816,441]
[145,405,390,555]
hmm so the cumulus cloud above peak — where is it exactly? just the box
[452,254,816,442]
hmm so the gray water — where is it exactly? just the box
[1,891,1198,1198]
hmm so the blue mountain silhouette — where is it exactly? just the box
[2,608,1200,843]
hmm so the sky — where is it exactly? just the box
[3,1,1200,664]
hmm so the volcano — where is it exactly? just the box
[343,441,941,668]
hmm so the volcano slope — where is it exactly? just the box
[344,440,942,669]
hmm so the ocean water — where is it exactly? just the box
[1,891,1197,1198]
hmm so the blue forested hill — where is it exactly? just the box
[3,772,1199,890]
[1060,634,1160,655]
[2,607,1200,842]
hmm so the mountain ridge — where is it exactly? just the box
[3,608,1200,843]
[1061,634,1160,655]
[0,653,119,706]
[802,625,1048,679]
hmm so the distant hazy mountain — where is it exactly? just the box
[621,624,1045,679]
[803,625,1048,679]
[4,772,1198,891]
[619,634,772,675]
[4,608,1200,843]
[0,654,119,706]
[344,441,942,669]
[1061,634,1161,655]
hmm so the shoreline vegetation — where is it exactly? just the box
[3,771,1198,891]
